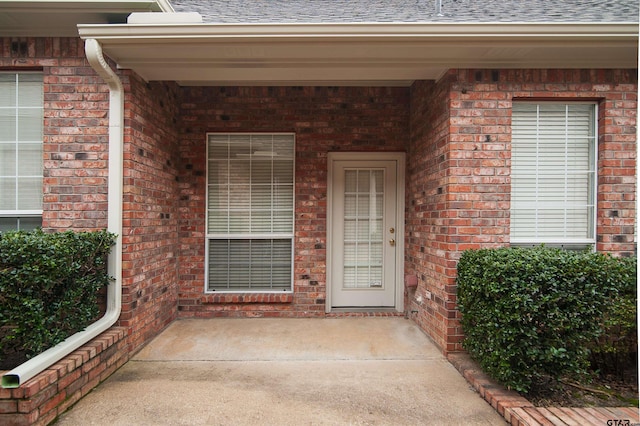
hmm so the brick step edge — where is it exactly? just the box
[448,352,533,425]
[447,353,640,426]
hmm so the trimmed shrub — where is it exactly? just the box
[589,255,637,382]
[457,246,635,394]
[0,229,116,369]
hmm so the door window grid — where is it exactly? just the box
[343,169,384,289]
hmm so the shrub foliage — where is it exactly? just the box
[457,246,636,393]
[589,256,638,382]
[0,229,116,368]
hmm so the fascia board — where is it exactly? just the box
[0,0,169,37]
[78,22,640,41]
[0,0,165,12]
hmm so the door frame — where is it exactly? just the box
[326,151,406,313]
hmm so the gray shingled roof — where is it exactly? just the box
[170,0,639,23]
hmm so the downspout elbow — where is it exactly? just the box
[1,39,124,388]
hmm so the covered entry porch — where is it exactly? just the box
[56,317,505,425]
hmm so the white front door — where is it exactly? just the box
[327,152,405,310]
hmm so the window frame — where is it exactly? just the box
[0,72,44,232]
[510,101,598,250]
[204,132,295,293]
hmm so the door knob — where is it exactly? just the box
[389,239,395,247]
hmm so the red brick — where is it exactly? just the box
[546,407,583,426]
[33,410,58,426]
[568,408,611,424]
[0,411,39,426]
[56,391,83,416]
[18,383,56,413]
[0,400,17,414]
[38,390,66,417]
[21,370,56,399]
[57,368,81,392]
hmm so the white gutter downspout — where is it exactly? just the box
[636,17,639,408]
[1,38,124,388]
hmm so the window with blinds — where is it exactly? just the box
[510,102,596,248]
[0,73,43,232]
[206,133,294,292]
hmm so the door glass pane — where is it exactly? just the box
[343,169,384,289]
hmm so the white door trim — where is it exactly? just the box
[326,151,405,313]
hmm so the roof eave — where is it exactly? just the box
[76,21,640,86]
[0,0,172,37]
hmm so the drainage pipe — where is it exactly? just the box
[1,38,124,388]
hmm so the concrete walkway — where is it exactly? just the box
[56,317,506,425]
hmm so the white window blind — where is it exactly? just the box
[206,134,294,292]
[511,103,596,246]
[0,73,43,231]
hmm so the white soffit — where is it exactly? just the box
[0,0,171,37]
[78,22,640,87]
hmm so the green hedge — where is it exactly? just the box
[589,258,638,382]
[0,229,116,369]
[457,246,636,393]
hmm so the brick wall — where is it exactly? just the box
[0,37,109,231]
[177,86,410,317]
[406,68,638,353]
[407,77,460,351]
[1,35,182,355]
[1,38,181,424]
[119,74,182,352]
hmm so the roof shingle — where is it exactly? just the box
[170,0,639,24]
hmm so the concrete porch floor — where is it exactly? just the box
[55,317,505,425]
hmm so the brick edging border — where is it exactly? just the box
[0,327,129,426]
[447,352,539,425]
[448,353,640,426]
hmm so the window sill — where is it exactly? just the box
[201,293,294,304]
[510,242,595,251]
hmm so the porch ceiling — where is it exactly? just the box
[78,22,639,87]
